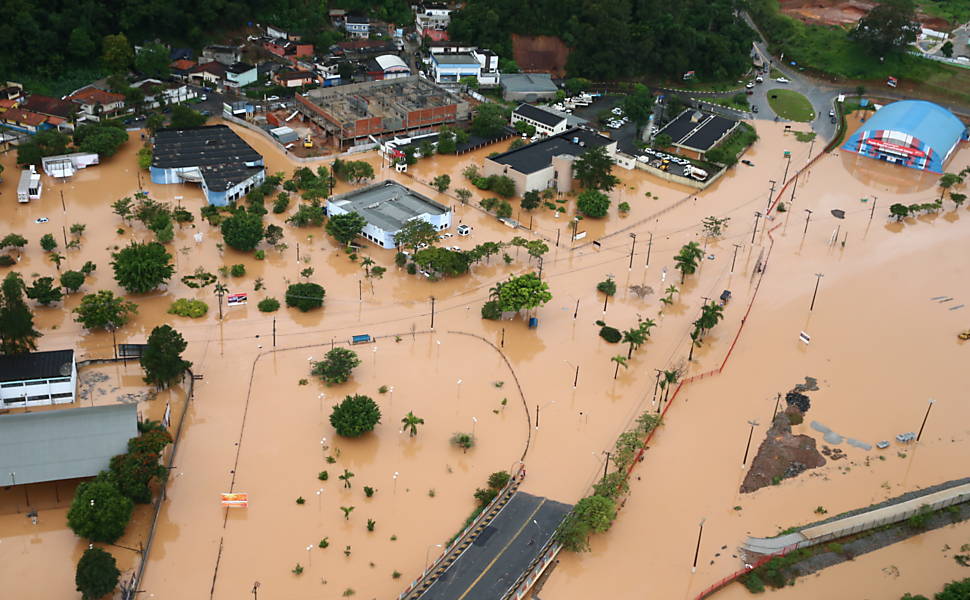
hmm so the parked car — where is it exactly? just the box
[776,77,790,84]
[830,115,837,124]
[752,105,759,113]
[828,109,835,117]
[745,82,755,89]
[741,159,755,166]
[448,246,462,252]
[755,76,764,83]
[456,224,471,236]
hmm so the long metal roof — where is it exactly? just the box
[0,403,138,486]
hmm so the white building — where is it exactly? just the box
[326,180,452,248]
[345,16,371,38]
[429,48,500,87]
[130,79,198,108]
[41,152,100,178]
[224,62,258,89]
[370,55,411,80]
[0,349,77,408]
[415,4,452,32]
[16,166,41,202]
[511,103,568,136]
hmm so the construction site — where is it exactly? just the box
[295,76,469,148]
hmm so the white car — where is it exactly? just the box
[438,233,453,240]
[611,107,623,116]
[456,224,471,236]
[417,242,429,250]
[745,82,755,89]
[775,77,790,84]
[267,95,280,101]
[448,246,462,252]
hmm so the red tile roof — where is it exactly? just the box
[68,87,125,106]
[23,94,76,119]
[170,59,197,71]
[191,62,227,76]
[1,108,48,127]
[0,99,17,109]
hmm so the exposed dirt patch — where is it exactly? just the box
[511,34,570,77]
[779,0,952,29]
[741,378,826,493]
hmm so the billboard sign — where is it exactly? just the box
[864,138,924,158]
[227,293,248,307]
[221,493,249,507]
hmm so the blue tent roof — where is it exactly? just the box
[844,100,965,167]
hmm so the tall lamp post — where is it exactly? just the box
[628,233,637,270]
[810,273,824,311]
[692,518,706,573]
[742,420,759,467]
[916,398,936,442]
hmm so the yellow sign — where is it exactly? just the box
[221,493,249,508]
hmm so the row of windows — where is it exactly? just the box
[1,377,72,388]
[2,392,74,405]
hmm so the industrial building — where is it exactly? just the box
[150,125,265,206]
[511,104,568,137]
[656,110,740,159]
[326,180,452,248]
[483,128,617,194]
[842,100,967,173]
[16,166,42,202]
[41,152,99,178]
[0,403,137,486]
[500,73,558,102]
[0,349,77,408]
[296,76,468,148]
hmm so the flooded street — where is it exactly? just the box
[1,114,967,599]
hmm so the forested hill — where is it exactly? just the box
[0,0,412,83]
[449,0,756,81]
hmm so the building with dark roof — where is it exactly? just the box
[483,127,617,194]
[656,110,740,158]
[511,103,567,136]
[842,100,967,173]
[150,125,265,206]
[500,73,558,102]
[224,62,257,88]
[326,180,451,248]
[0,403,137,486]
[22,94,77,121]
[0,349,76,409]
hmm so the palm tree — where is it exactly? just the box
[611,355,628,379]
[340,506,355,520]
[659,285,679,306]
[673,242,703,284]
[401,411,424,437]
[339,469,355,489]
[361,256,375,277]
[214,282,228,320]
[938,172,963,201]
[688,327,702,362]
[49,252,65,271]
[660,369,679,404]
[697,301,725,336]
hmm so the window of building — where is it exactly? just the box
[1,381,24,388]
[48,377,72,384]
[51,392,74,400]
[27,394,50,403]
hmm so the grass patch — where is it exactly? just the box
[915,0,970,24]
[767,89,815,121]
[12,65,107,98]
[707,122,759,165]
[794,131,816,143]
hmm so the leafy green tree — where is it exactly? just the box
[491,175,516,198]
[889,203,910,221]
[67,478,133,543]
[850,0,919,56]
[313,347,362,385]
[597,277,617,297]
[67,26,97,61]
[622,318,655,358]
[74,123,128,157]
[521,190,541,210]
[938,172,963,201]
[455,188,473,205]
[950,193,966,208]
[146,113,166,135]
[60,270,86,293]
[75,547,120,600]
[471,102,511,138]
[101,33,134,73]
[25,276,63,306]
[941,40,954,58]
[40,233,58,252]
[451,432,475,453]
[673,241,703,283]
[574,146,619,192]
[577,189,611,218]
[1,233,27,253]
[134,42,170,78]
[432,174,451,192]
[701,215,731,239]
[141,325,192,388]
[169,105,207,129]
[491,272,552,312]
[329,394,381,437]
[413,247,471,277]
[287,203,327,227]
[16,130,70,166]
[653,133,673,149]
[338,468,355,488]
[285,282,325,311]
[555,494,617,552]
[111,242,174,293]
[112,197,133,223]
[220,210,265,251]
[936,578,970,600]
[108,448,167,504]
[622,84,654,130]
[326,212,367,246]
[401,411,424,437]
[73,290,138,331]
[0,272,41,354]
[393,218,439,251]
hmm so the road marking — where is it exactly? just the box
[456,498,547,600]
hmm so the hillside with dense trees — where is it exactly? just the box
[449,0,755,81]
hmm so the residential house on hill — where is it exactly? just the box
[344,16,371,38]
[274,69,319,88]
[224,62,258,89]
[264,38,314,58]
[66,86,126,121]
[170,59,198,82]
[23,94,77,122]
[200,44,243,66]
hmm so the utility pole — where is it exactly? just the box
[803,209,813,235]
[556,228,561,247]
[810,272,824,311]
[628,233,637,270]
[652,369,662,404]
[789,171,799,206]
[296,242,300,262]
[573,299,579,319]
[430,296,436,329]
[602,451,611,480]
[500,328,505,348]
[645,232,653,268]
[731,243,742,273]
[692,518,706,573]
[766,179,776,213]
[62,225,68,247]
[272,318,276,347]
[869,197,877,222]
[782,152,792,183]
[60,190,66,212]
[751,212,762,244]
[573,365,579,388]
[358,279,362,302]
[917,398,936,442]
[742,420,759,467]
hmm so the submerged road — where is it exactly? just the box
[417,492,571,600]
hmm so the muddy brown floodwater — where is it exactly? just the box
[1,116,967,600]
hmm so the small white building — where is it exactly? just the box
[0,349,77,408]
[41,152,100,178]
[511,103,568,136]
[224,62,258,89]
[429,47,500,87]
[344,16,371,38]
[326,180,452,249]
[370,55,411,80]
[131,79,198,108]
[415,5,452,32]
[16,166,41,202]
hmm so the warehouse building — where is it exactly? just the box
[326,180,451,248]
[500,73,558,102]
[0,349,77,409]
[150,125,265,206]
[656,110,740,159]
[842,100,967,173]
[296,76,468,148]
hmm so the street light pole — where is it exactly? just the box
[766,179,777,213]
[916,398,936,442]
[652,369,662,404]
[692,518,706,573]
[731,243,742,274]
[430,296,436,329]
[645,231,653,268]
[742,420,759,467]
[602,451,611,480]
[803,209,813,235]
[628,233,637,270]
[810,272,824,311]
[751,212,762,244]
